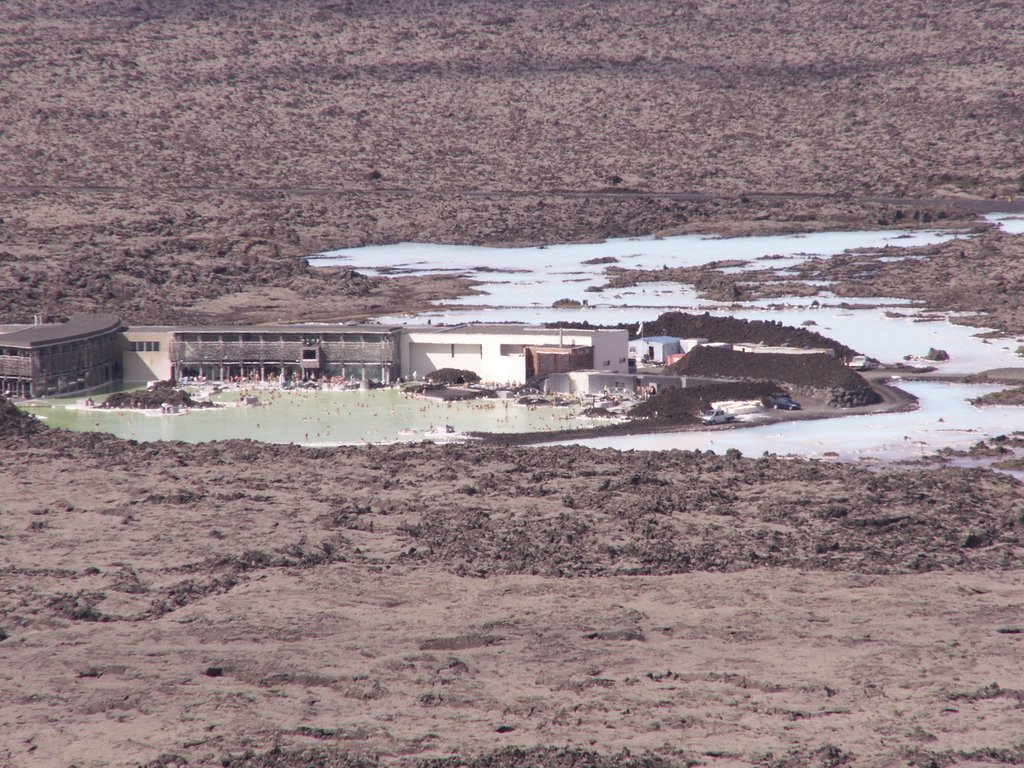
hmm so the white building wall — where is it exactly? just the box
[568,370,638,394]
[120,330,173,382]
[591,330,629,372]
[732,343,836,357]
[400,328,628,385]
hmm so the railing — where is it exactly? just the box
[0,356,33,377]
[171,340,396,364]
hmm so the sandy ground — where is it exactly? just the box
[2,406,1023,767]
[7,567,1023,768]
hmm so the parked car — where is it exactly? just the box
[700,409,734,425]
[771,396,802,411]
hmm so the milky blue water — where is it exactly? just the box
[23,216,1024,459]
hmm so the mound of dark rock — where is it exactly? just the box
[425,368,482,386]
[102,381,196,410]
[969,387,1024,406]
[668,346,880,407]
[642,311,856,358]
[631,381,782,422]
[581,407,618,419]
[825,387,882,408]
[0,396,46,441]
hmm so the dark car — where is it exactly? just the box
[771,396,801,411]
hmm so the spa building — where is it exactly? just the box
[0,314,125,399]
[0,315,628,396]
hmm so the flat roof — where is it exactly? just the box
[0,314,124,349]
[406,324,620,336]
[164,323,403,335]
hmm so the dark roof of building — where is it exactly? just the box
[0,314,125,349]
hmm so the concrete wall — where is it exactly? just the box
[401,333,523,383]
[572,371,639,394]
[404,340,488,380]
[590,330,629,373]
[120,329,173,382]
[401,328,628,385]
[549,371,688,395]
[732,343,835,357]
[544,372,737,395]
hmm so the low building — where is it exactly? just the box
[400,325,628,385]
[543,371,641,396]
[0,314,125,398]
[2,318,631,396]
[628,335,682,365]
[163,324,403,384]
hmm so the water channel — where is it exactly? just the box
[24,214,1024,459]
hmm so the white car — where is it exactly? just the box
[700,409,734,425]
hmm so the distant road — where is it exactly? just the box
[1,184,1022,213]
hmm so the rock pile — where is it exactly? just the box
[642,311,856,358]
[667,346,881,408]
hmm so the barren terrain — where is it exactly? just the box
[4,3,1024,767]
[3,0,1024,326]
[2,404,1023,768]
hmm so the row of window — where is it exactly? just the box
[129,341,161,352]
[175,333,390,343]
